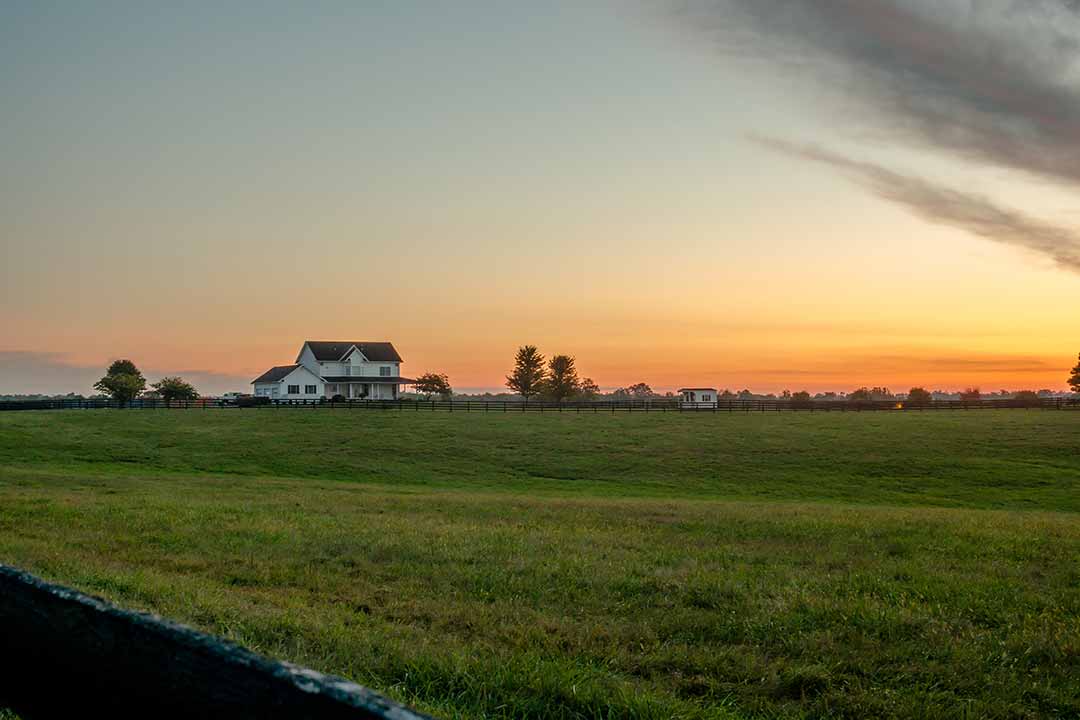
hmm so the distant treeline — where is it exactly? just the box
[444,386,1077,402]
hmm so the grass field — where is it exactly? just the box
[1,410,1078,718]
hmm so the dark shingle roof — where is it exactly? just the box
[303,341,403,363]
[251,364,301,384]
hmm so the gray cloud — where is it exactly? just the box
[0,351,253,396]
[672,0,1080,186]
[757,137,1080,272]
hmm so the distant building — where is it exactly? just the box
[252,341,415,401]
[678,387,718,408]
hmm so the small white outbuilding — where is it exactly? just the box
[678,387,718,408]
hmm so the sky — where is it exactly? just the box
[2,0,1079,395]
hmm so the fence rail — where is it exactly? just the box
[2,397,1077,412]
[0,564,434,719]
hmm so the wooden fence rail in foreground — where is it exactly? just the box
[0,565,434,720]
[2,397,1078,412]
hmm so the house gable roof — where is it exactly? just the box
[301,341,403,363]
[252,365,300,384]
[252,364,323,385]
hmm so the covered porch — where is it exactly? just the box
[323,377,415,400]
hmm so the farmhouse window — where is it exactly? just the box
[304,385,317,394]
[380,366,392,376]
[287,384,300,394]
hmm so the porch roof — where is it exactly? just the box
[322,376,416,384]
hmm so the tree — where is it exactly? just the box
[578,377,600,401]
[960,387,982,401]
[907,387,932,406]
[415,372,452,400]
[93,359,146,406]
[151,376,198,403]
[542,355,580,403]
[849,387,872,402]
[506,345,547,401]
[1069,353,1080,394]
[625,382,655,400]
[791,390,813,408]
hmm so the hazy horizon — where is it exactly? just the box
[4,2,1078,396]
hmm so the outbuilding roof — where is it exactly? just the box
[678,387,718,392]
[251,364,301,384]
[301,341,403,363]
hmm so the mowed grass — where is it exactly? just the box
[0,410,1078,719]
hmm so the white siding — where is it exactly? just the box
[316,359,399,378]
[297,344,320,374]
[257,366,324,400]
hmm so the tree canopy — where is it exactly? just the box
[151,376,199,403]
[506,345,547,400]
[578,378,600,401]
[960,387,982,401]
[907,387,932,405]
[1069,353,1080,393]
[543,355,580,403]
[415,372,452,399]
[849,387,873,402]
[93,359,146,405]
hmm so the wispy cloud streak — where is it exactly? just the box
[664,0,1080,271]
[673,0,1080,186]
[756,137,1080,272]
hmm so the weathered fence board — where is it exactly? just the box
[0,565,434,720]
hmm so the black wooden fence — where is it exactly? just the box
[2,397,1077,413]
[0,564,434,719]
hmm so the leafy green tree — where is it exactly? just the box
[150,376,199,403]
[93,359,146,406]
[542,355,580,403]
[505,345,547,401]
[1069,353,1080,393]
[415,372,452,400]
[578,377,600,401]
[906,387,932,405]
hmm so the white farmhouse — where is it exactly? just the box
[252,341,415,401]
